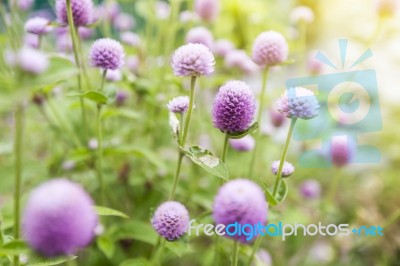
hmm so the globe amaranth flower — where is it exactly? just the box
[185,26,214,48]
[23,179,98,257]
[269,108,286,127]
[115,90,129,106]
[299,179,321,199]
[105,69,122,82]
[55,0,94,26]
[330,135,356,167]
[195,0,219,22]
[120,32,141,47]
[113,13,135,31]
[252,31,288,66]
[213,179,268,243]
[229,135,255,152]
[18,0,34,11]
[171,43,215,76]
[78,27,93,40]
[167,96,190,114]
[14,47,49,74]
[151,201,189,241]
[213,39,235,57]
[125,55,140,74]
[290,6,315,24]
[89,38,125,70]
[225,49,259,74]
[212,80,256,134]
[24,17,51,35]
[271,160,295,177]
[276,87,319,119]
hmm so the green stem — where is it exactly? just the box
[13,102,24,266]
[248,67,269,178]
[222,133,229,163]
[272,118,297,197]
[96,70,107,203]
[246,236,263,266]
[232,241,239,266]
[168,153,183,200]
[327,168,341,203]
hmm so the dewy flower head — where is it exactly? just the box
[24,17,50,35]
[276,87,319,119]
[271,160,295,177]
[212,80,256,133]
[89,38,125,70]
[229,135,255,152]
[167,96,190,114]
[185,26,214,48]
[55,0,94,26]
[330,135,356,167]
[195,0,219,22]
[22,179,98,257]
[151,201,189,241]
[213,179,268,244]
[171,43,215,76]
[252,31,288,66]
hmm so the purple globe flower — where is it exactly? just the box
[105,69,122,82]
[212,80,256,133]
[299,179,321,199]
[55,0,94,26]
[269,108,286,127]
[89,38,125,70]
[120,32,141,47]
[276,87,319,120]
[115,90,129,106]
[224,49,259,74]
[23,179,98,257]
[213,39,235,57]
[185,26,214,48]
[167,96,190,114]
[151,201,189,241]
[18,0,34,11]
[229,135,255,152]
[17,47,49,74]
[24,17,50,35]
[195,0,219,22]
[126,55,140,74]
[171,43,215,76]
[330,135,356,167]
[252,31,288,66]
[271,160,295,177]
[113,13,135,31]
[213,179,268,244]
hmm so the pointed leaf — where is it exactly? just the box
[67,91,108,105]
[227,123,259,139]
[27,256,77,266]
[263,183,278,206]
[94,206,129,219]
[97,236,115,259]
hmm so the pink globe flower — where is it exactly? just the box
[229,135,255,152]
[213,39,235,57]
[171,43,215,76]
[24,17,51,35]
[55,0,94,26]
[271,160,295,177]
[252,31,288,66]
[276,87,319,120]
[185,26,214,48]
[195,0,219,22]
[330,135,356,167]
[89,38,125,70]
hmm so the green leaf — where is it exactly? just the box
[97,236,115,259]
[110,220,158,246]
[101,109,140,120]
[263,183,278,207]
[181,146,229,181]
[0,240,29,256]
[104,146,165,170]
[165,241,194,257]
[104,85,117,104]
[279,58,296,65]
[27,256,77,266]
[120,258,152,266]
[67,91,108,105]
[94,206,129,219]
[227,123,259,139]
[263,180,288,206]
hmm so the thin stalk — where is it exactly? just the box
[232,241,239,266]
[13,102,24,266]
[168,153,183,200]
[246,236,263,266]
[248,67,269,178]
[96,70,107,203]
[221,133,229,163]
[327,168,341,203]
[272,118,297,197]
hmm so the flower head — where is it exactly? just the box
[276,87,319,119]
[105,69,122,82]
[171,43,215,76]
[151,201,189,241]
[229,135,255,152]
[290,6,315,24]
[14,47,49,74]
[185,26,214,48]
[115,90,129,106]
[23,179,98,257]
[252,31,288,66]
[24,17,50,35]
[213,179,268,243]
[18,0,34,11]
[195,0,219,22]
[167,96,190,114]
[212,80,256,133]
[271,160,295,177]
[89,38,125,70]
[113,13,135,31]
[269,108,286,127]
[213,39,235,57]
[330,135,356,167]
[299,179,321,199]
[55,0,94,26]
[225,50,259,74]
[120,32,141,47]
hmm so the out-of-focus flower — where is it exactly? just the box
[255,249,272,266]
[229,135,255,152]
[115,90,129,106]
[62,160,76,171]
[12,47,49,74]
[269,108,286,127]
[55,0,94,26]
[24,17,51,35]
[225,49,259,74]
[56,34,73,52]
[17,0,34,11]
[120,32,141,47]
[125,55,140,74]
[252,31,288,66]
[375,0,398,17]
[88,138,98,150]
[213,179,268,243]
[299,179,321,199]
[309,241,335,263]
[185,26,214,48]
[167,96,190,114]
[105,69,122,82]
[290,6,315,24]
[330,135,356,167]
[113,13,135,31]
[89,38,125,70]
[195,0,219,22]
[276,87,319,120]
[155,1,170,20]
[271,160,295,177]
[22,179,98,257]
[180,11,199,23]
[213,39,235,57]
[78,27,94,40]
[151,201,189,241]
[212,80,256,133]
[171,43,215,76]
[24,33,39,49]
[307,52,323,75]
